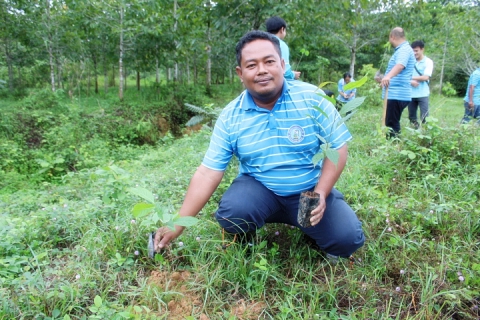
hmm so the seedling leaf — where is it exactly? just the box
[132,203,155,218]
[325,148,340,166]
[318,81,335,88]
[340,96,366,116]
[318,93,337,106]
[312,152,325,166]
[174,216,199,227]
[128,187,155,204]
[343,75,368,90]
[94,295,102,307]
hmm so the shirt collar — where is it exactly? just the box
[395,41,409,51]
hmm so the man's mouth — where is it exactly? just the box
[255,77,273,84]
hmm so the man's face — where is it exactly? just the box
[413,47,424,61]
[236,39,285,107]
[389,34,395,47]
[345,76,351,84]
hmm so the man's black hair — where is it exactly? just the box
[265,16,287,34]
[411,40,425,49]
[343,72,352,79]
[235,30,282,66]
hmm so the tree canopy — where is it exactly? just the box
[0,0,478,96]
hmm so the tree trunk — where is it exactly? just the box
[44,1,56,92]
[112,64,115,87]
[173,0,178,82]
[186,58,190,84]
[206,21,211,92]
[194,56,197,85]
[349,48,356,77]
[155,44,160,84]
[48,42,56,92]
[4,40,14,91]
[93,53,99,94]
[439,35,448,95]
[87,64,91,96]
[118,5,124,101]
[104,59,108,94]
[137,70,140,91]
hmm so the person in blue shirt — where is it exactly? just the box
[380,27,415,138]
[337,72,356,103]
[265,16,301,80]
[461,67,480,124]
[408,40,434,128]
[154,31,364,262]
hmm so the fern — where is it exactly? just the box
[184,103,221,127]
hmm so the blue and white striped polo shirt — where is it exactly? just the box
[202,80,352,196]
[383,41,415,101]
[464,68,480,105]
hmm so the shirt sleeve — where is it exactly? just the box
[396,46,412,68]
[337,79,344,93]
[424,58,434,77]
[201,114,233,171]
[280,40,295,80]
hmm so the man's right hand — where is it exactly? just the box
[154,225,184,252]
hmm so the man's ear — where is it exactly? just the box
[235,66,243,82]
[281,59,285,72]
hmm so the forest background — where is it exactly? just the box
[0,0,479,319]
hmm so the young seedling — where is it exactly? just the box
[128,187,199,258]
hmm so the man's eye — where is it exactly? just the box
[266,60,275,64]
[246,64,255,68]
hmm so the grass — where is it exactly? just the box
[0,90,479,319]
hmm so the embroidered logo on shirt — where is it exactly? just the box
[287,125,305,143]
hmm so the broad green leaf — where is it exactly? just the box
[174,216,199,227]
[312,152,325,166]
[127,187,155,204]
[340,96,366,116]
[165,220,176,231]
[325,148,340,166]
[343,75,368,91]
[160,213,174,223]
[315,133,327,144]
[335,111,357,127]
[36,159,51,168]
[53,157,65,164]
[317,81,334,88]
[132,203,155,218]
[317,93,337,106]
[311,105,329,119]
[94,295,102,308]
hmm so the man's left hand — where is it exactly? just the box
[381,76,391,88]
[310,193,326,226]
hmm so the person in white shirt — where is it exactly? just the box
[408,40,434,128]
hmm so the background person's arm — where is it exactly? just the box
[468,84,475,108]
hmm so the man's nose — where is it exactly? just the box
[257,63,267,73]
